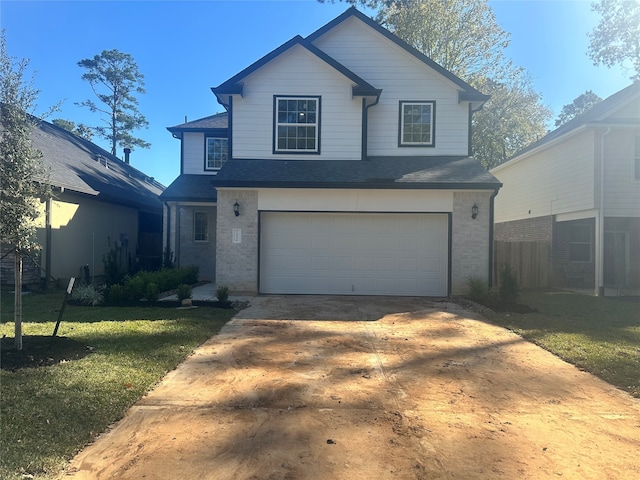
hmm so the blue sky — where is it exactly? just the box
[1,0,631,186]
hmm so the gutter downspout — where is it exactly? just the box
[363,95,381,160]
[45,197,52,289]
[596,128,611,296]
[488,188,500,287]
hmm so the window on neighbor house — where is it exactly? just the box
[569,224,592,262]
[206,137,228,170]
[274,96,319,153]
[194,212,208,242]
[635,137,640,180]
[399,101,435,146]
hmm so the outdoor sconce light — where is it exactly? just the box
[233,201,240,217]
[471,203,478,219]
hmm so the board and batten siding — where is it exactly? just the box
[493,130,596,223]
[231,45,363,161]
[603,128,640,217]
[311,16,470,156]
[182,132,208,175]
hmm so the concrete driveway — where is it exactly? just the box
[64,296,640,479]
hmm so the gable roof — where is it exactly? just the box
[306,7,489,103]
[30,119,164,212]
[161,174,218,202]
[210,156,501,190]
[212,33,381,106]
[493,82,640,172]
[167,112,228,134]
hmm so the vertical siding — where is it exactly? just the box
[493,130,596,223]
[232,45,363,161]
[603,128,640,217]
[312,17,469,156]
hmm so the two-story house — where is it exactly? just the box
[161,8,502,296]
[492,83,640,295]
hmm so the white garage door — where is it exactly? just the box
[260,212,448,296]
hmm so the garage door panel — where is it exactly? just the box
[260,212,448,296]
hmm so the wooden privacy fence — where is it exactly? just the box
[494,241,551,288]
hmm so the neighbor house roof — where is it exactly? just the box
[30,119,164,212]
[167,112,229,134]
[211,156,501,190]
[493,82,640,172]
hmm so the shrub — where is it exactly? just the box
[180,265,199,285]
[216,285,230,306]
[499,262,519,303]
[467,277,488,302]
[124,274,147,302]
[108,284,125,304]
[176,284,192,301]
[102,241,126,286]
[71,284,104,306]
[145,283,159,302]
[162,247,175,269]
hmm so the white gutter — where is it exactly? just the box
[596,128,611,296]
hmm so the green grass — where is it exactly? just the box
[0,290,235,480]
[487,289,640,398]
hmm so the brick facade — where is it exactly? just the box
[177,206,217,281]
[450,191,493,295]
[215,190,259,294]
[494,216,553,242]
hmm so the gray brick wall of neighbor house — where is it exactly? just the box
[177,206,217,281]
[494,216,553,242]
[215,190,259,294]
[451,191,493,295]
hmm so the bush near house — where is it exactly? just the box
[106,266,199,304]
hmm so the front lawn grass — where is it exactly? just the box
[487,289,640,398]
[0,290,235,480]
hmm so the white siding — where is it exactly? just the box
[603,128,640,217]
[231,45,363,161]
[493,130,596,223]
[182,132,208,175]
[312,16,470,156]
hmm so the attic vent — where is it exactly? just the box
[95,155,108,169]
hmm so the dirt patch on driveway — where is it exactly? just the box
[63,297,640,479]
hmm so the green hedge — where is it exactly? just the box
[107,266,199,303]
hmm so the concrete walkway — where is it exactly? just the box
[160,282,253,303]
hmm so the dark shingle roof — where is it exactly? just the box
[500,82,640,165]
[167,112,228,133]
[211,156,501,190]
[160,175,218,202]
[30,119,164,211]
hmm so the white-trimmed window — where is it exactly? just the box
[274,96,319,153]
[193,211,208,242]
[206,137,228,170]
[399,101,435,146]
[569,224,592,262]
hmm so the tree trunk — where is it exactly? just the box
[14,251,23,350]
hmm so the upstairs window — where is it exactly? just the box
[206,137,228,170]
[635,137,640,180]
[399,101,435,147]
[274,96,320,153]
[193,211,208,242]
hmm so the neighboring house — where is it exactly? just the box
[492,83,640,295]
[1,118,165,287]
[162,8,501,296]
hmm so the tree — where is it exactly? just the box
[77,49,149,156]
[555,90,602,127]
[588,0,640,81]
[52,118,94,141]
[0,30,51,350]
[375,0,551,168]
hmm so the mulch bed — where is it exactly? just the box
[1,335,92,371]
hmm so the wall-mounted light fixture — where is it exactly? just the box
[233,201,240,217]
[471,203,478,219]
